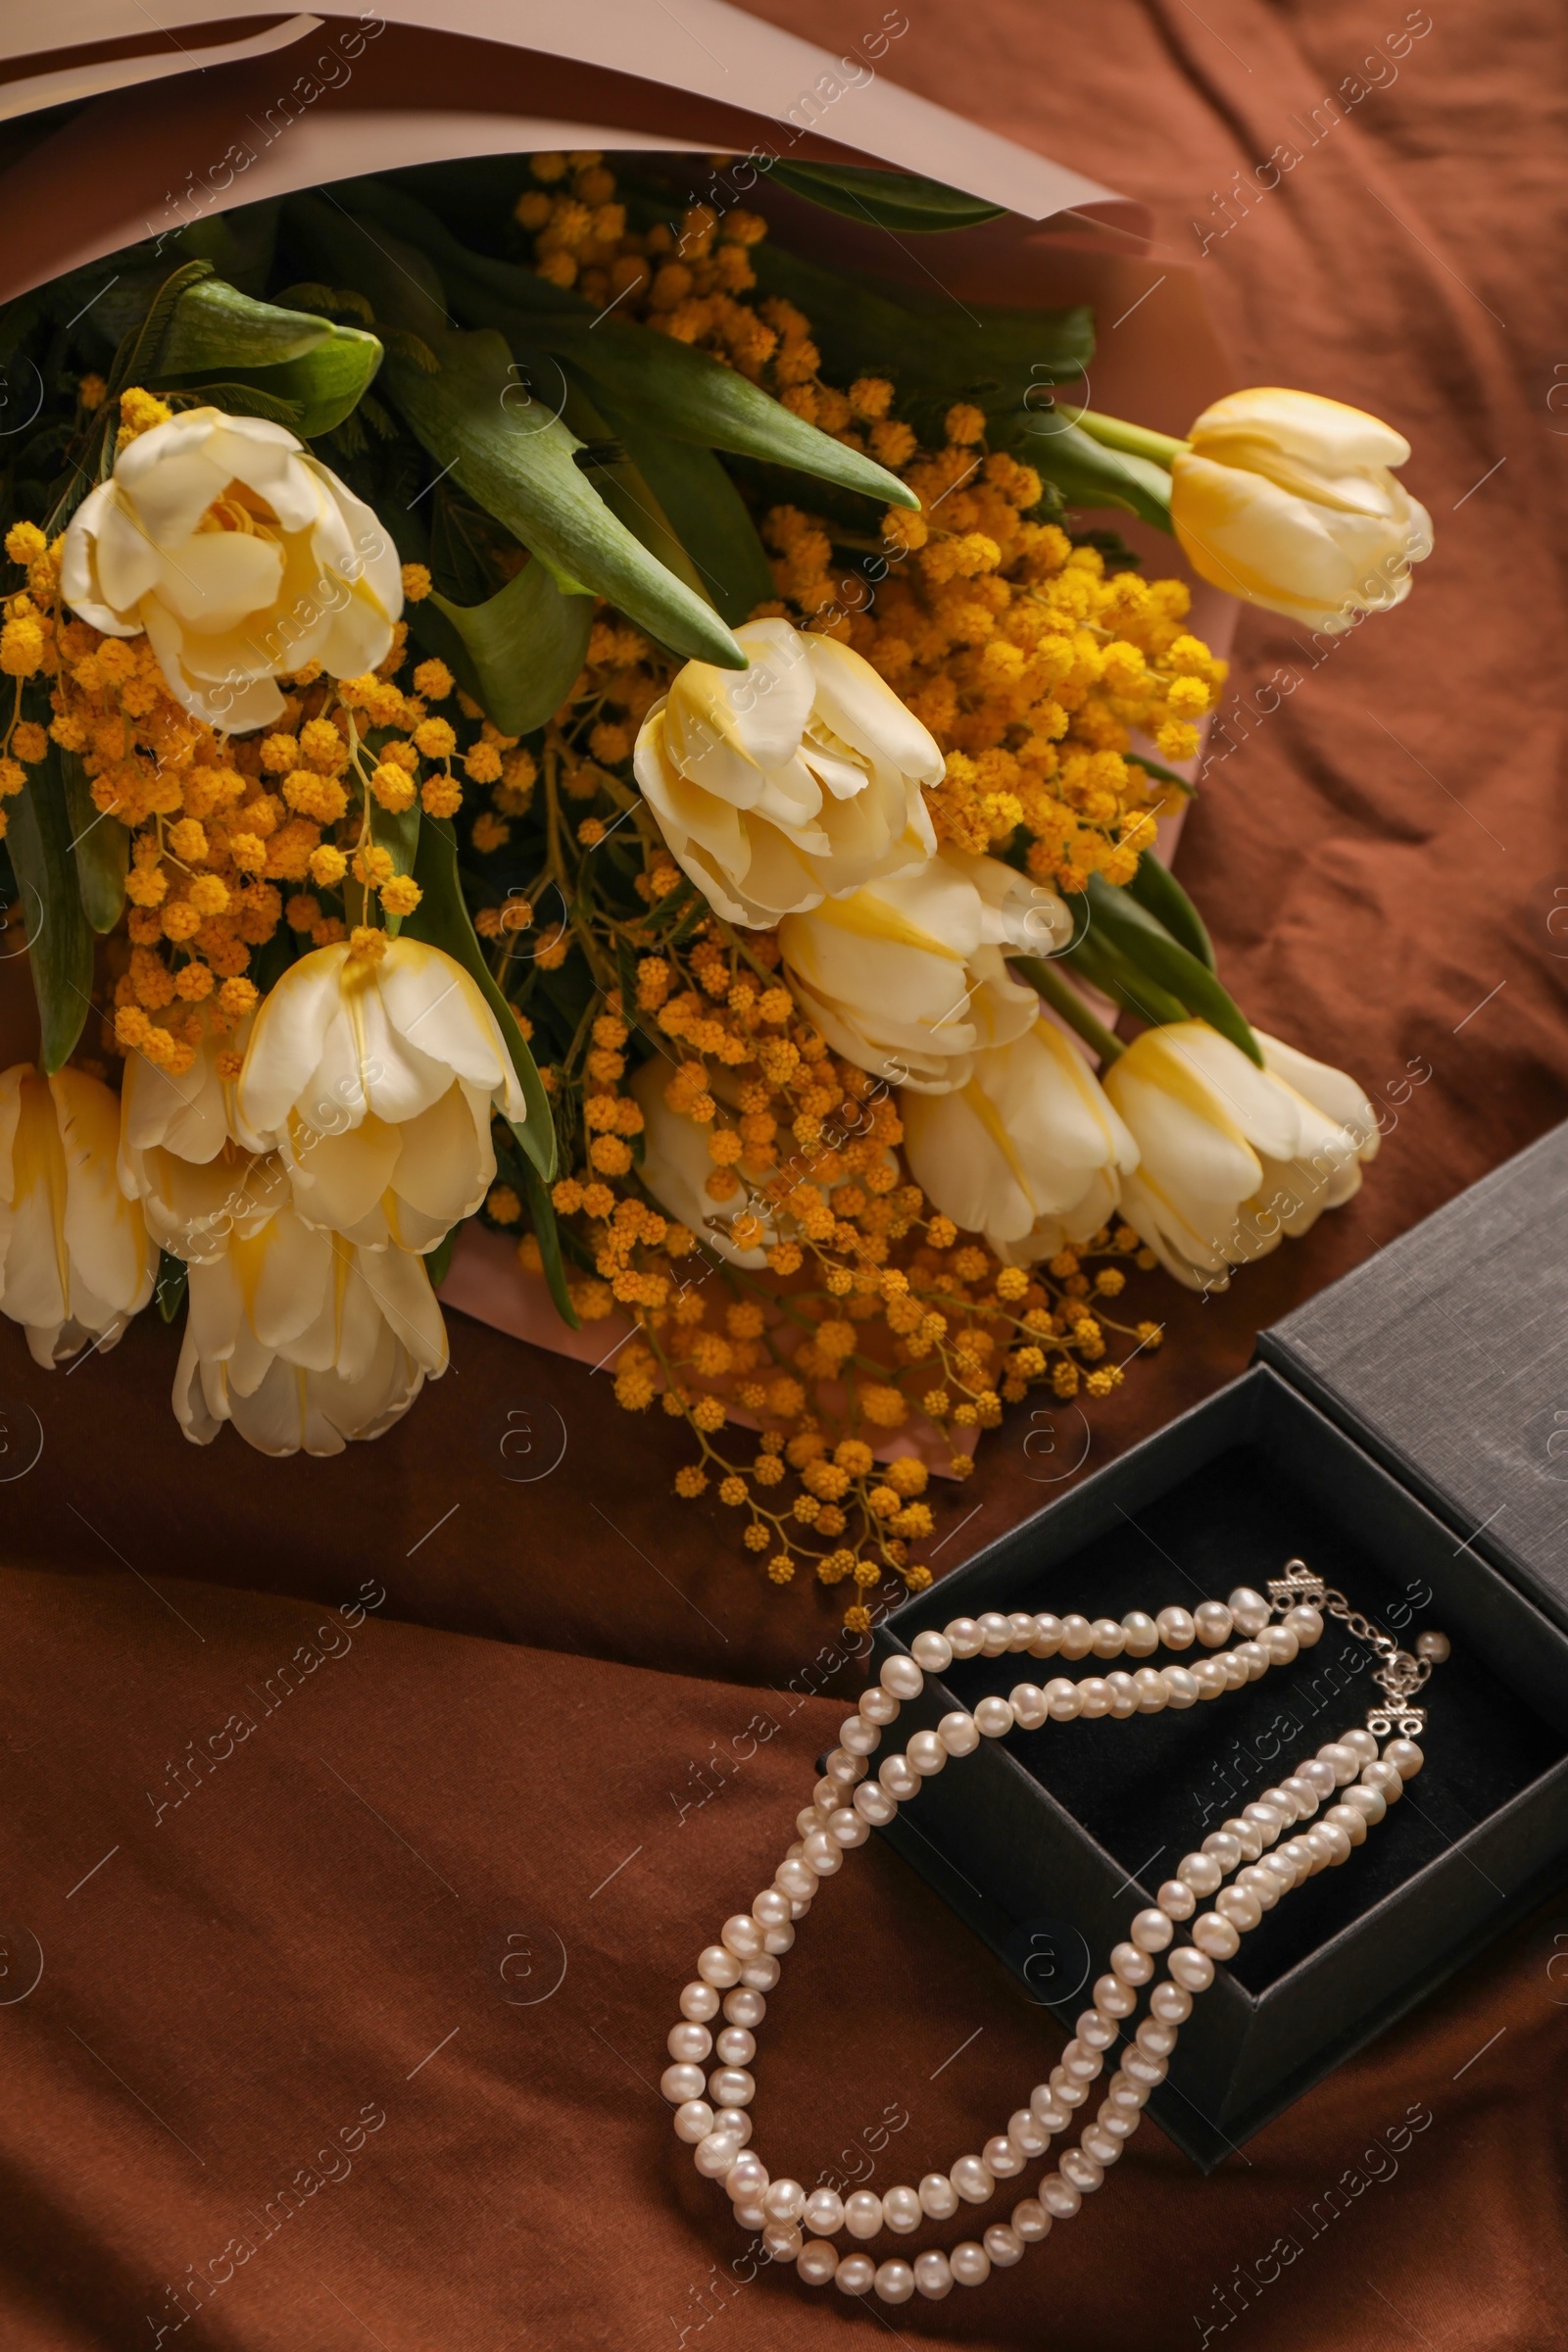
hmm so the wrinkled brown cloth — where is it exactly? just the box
[4,1,1568,2344]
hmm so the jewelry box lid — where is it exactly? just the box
[1257,1118,1568,1633]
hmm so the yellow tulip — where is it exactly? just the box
[1169,388,1432,631]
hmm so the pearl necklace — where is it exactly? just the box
[663,1562,1450,2305]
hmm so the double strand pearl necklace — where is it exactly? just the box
[663,1563,1450,2306]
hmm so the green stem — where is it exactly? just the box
[1065,409,1187,470]
[1011,955,1124,1065]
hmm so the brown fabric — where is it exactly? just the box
[3,0,1568,2343]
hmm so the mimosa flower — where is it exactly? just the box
[0,1064,155,1364]
[1170,388,1433,633]
[634,617,940,926]
[61,406,403,731]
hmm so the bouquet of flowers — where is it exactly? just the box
[0,151,1430,1609]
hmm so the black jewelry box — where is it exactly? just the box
[871,1121,1568,2171]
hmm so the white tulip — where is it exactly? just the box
[61,406,403,730]
[630,1057,775,1267]
[0,1064,155,1365]
[778,848,1070,1092]
[118,1009,286,1262]
[902,1020,1138,1263]
[1103,1020,1378,1289]
[1170,388,1432,633]
[173,1203,447,1455]
[634,616,940,926]
[236,936,526,1252]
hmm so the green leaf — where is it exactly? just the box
[1062,929,1187,1030]
[59,749,126,934]
[318,174,920,514]
[155,1251,189,1324]
[404,814,558,1182]
[590,393,775,625]
[1084,873,1260,1062]
[1010,954,1123,1063]
[286,196,747,668]
[560,372,716,612]
[8,750,93,1071]
[767,161,1006,234]
[151,274,383,436]
[1127,849,1214,972]
[416,559,593,738]
[114,260,214,393]
[424,1222,460,1290]
[517,1155,580,1330]
[1005,418,1173,532]
[366,794,420,940]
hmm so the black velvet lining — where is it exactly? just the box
[933,1437,1567,1995]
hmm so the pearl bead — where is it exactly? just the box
[880,1654,923,1700]
[979,1612,1012,1655]
[878,1754,920,1800]
[1040,2173,1082,2218]
[668,2023,712,2064]
[835,2253,874,2296]
[1059,2147,1103,2192]
[1131,1906,1173,1952]
[721,1913,763,1959]
[1221,1650,1250,1690]
[1224,1816,1264,1860]
[1077,2008,1117,2050]
[1280,1776,1320,1818]
[804,2187,844,2235]
[951,2240,992,2286]
[985,2223,1026,2269]
[839,1715,881,1756]
[1162,1666,1200,1708]
[906,1730,947,1776]
[1104,2072,1147,2111]
[1091,1617,1127,1658]
[1261,1624,1299,1666]
[763,2221,803,2262]
[938,1710,980,1757]
[914,2250,954,2299]
[1317,1821,1353,1865]
[1168,1946,1215,1991]
[680,1981,720,2022]
[1008,1611,1038,1651]
[802,1830,843,1876]
[1110,1941,1154,1984]
[662,2061,706,2103]
[1178,1851,1222,1895]
[1105,1671,1141,1718]
[1384,1738,1425,1781]
[1009,1682,1050,1729]
[1151,1982,1193,2023]
[1134,1667,1169,1711]
[1192,1912,1241,1959]
[1121,1610,1159,1656]
[698,1944,741,1987]
[1232,1640,1269,1680]
[1298,1757,1338,1799]
[1344,1782,1386,1823]
[1045,1677,1082,1721]
[1029,1613,1064,1656]
[824,1748,865,1788]
[726,2152,767,2203]
[859,1685,900,1725]
[1058,1614,1094,1659]
[1012,2197,1052,2241]
[1201,1831,1242,1873]
[1284,1603,1323,1646]
[763,2177,806,2222]
[844,2189,883,2239]
[827,1808,868,1849]
[1259,1783,1300,1820]
[974,1695,1015,1739]
[674,2098,714,2142]
[1120,2048,1167,2085]
[715,2026,756,2065]
[1093,1974,1133,2025]
[1191,1657,1229,1699]
[797,1807,823,1840]
[918,2171,959,2219]
[1416,1629,1450,1662]
[1030,2086,1070,2131]
[1228,1585,1272,1635]
[710,2067,755,2108]
[751,1887,792,1931]
[695,2131,741,2178]
[797,2239,839,2286]
[1158,1879,1197,1920]
[1081,2126,1122,2166]
[1061,2041,1102,2083]
[1362,1758,1404,1800]
[1008,2107,1049,2153]
[1135,2018,1177,2057]
[1195,1601,1234,1646]
[874,2259,914,2304]
[1243,1800,1286,1843]
[1215,1886,1262,1931]
[911,1630,954,1673]
[1155,1605,1196,1650]
[1077,1677,1111,1718]
[882,2184,921,2232]
[945,1617,984,1657]
[854,1779,898,1826]
[774,1858,815,1900]
[1050,2069,1088,2107]
[1342,1727,1379,1763]
[951,2154,995,2203]
[1326,1801,1367,1844]
[1317,1740,1360,1786]
[1237,1864,1279,1907]
[982,2133,1024,2177]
